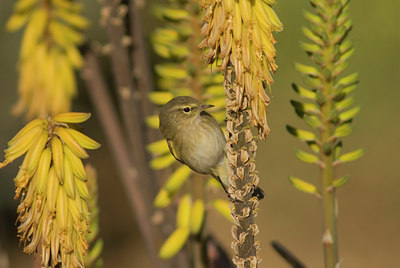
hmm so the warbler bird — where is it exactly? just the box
[159,96,264,199]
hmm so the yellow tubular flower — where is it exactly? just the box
[0,112,100,267]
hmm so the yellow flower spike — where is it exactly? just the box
[56,126,89,159]
[154,189,172,208]
[63,155,76,199]
[206,177,224,190]
[58,55,77,97]
[176,194,192,229]
[150,154,176,170]
[51,135,64,183]
[65,45,84,68]
[159,228,190,259]
[20,8,45,59]
[148,92,174,105]
[53,0,83,12]
[146,139,170,155]
[64,128,101,150]
[85,239,103,266]
[190,199,205,235]
[54,8,90,29]
[54,112,91,124]
[2,112,99,267]
[14,0,38,13]
[9,0,89,119]
[211,199,233,223]
[200,0,282,137]
[64,145,87,181]
[35,147,51,195]
[145,115,159,129]
[164,165,192,193]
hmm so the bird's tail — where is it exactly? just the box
[253,186,264,200]
[216,175,264,200]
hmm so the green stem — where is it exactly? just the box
[319,2,339,267]
[320,69,338,268]
[320,149,338,268]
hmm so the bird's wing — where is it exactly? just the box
[166,139,184,164]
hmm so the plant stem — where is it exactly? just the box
[83,50,166,268]
[320,97,338,267]
[128,0,159,140]
[319,2,339,267]
[320,154,338,268]
[225,69,260,268]
[101,0,157,198]
[320,72,338,268]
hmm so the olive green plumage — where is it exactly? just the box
[159,96,264,199]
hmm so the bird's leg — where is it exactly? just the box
[216,176,234,200]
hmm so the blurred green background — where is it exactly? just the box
[0,0,399,267]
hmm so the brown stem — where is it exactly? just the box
[101,0,157,198]
[128,0,173,192]
[128,0,157,120]
[225,69,260,268]
[82,50,166,268]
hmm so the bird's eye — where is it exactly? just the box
[183,107,191,113]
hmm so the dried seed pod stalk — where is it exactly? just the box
[225,69,261,267]
[200,0,282,266]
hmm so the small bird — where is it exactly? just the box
[159,96,264,199]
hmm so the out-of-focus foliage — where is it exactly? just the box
[288,0,363,192]
[84,164,104,268]
[147,0,233,259]
[287,0,362,266]
[6,0,89,119]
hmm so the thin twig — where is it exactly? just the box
[82,50,166,268]
[271,241,307,268]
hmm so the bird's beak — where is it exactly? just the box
[200,104,214,110]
